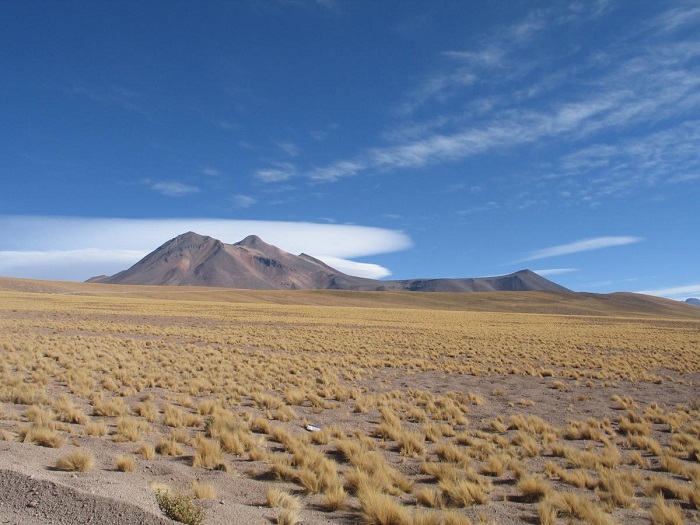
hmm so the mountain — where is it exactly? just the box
[686,298,700,307]
[88,232,570,293]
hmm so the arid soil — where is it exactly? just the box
[1,279,699,525]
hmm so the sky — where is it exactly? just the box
[1,1,698,300]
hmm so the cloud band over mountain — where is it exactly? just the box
[0,216,412,281]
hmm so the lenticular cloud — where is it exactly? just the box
[0,216,412,282]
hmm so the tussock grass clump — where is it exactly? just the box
[439,479,489,507]
[479,454,507,477]
[156,436,184,456]
[276,508,301,525]
[135,401,160,423]
[155,490,205,525]
[267,487,302,509]
[285,388,307,406]
[538,491,616,525]
[92,396,128,417]
[626,435,662,456]
[253,392,284,410]
[24,405,56,427]
[357,486,411,525]
[650,495,685,525]
[56,449,95,472]
[644,476,689,501]
[250,416,271,434]
[20,425,65,448]
[544,461,597,490]
[273,406,297,422]
[196,399,218,416]
[416,488,445,508]
[163,404,202,428]
[116,455,135,472]
[321,481,347,511]
[8,383,46,405]
[517,476,551,501]
[114,416,149,442]
[84,421,107,436]
[192,481,216,500]
[596,468,638,508]
[192,437,224,468]
[53,394,88,425]
[136,442,156,459]
[618,416,652,436]
[397,430,425,458]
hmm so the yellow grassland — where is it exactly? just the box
[0,282,699,524]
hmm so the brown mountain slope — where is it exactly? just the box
[88,231,569,292]
[2,276,700,320]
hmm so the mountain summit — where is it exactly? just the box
[89,232,570,292]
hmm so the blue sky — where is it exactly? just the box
[1,1,698,299]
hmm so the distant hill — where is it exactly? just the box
[686,298,700,307]
[87,231,570,293]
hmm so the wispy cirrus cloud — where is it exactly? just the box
[255,162,297,183]
[151,181,200,197]
[532,268,579,276]
[277,141,299,157]
[521,236,643,262]
[636,283,700,300]
[294,1,700,209]
[231,194,257,208]
[200,167,222,176]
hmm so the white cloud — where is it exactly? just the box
[522,236,643,261]
[278,141,298,156]
[532,268,579,276]
[316,256,391,279]
[636,283,700,300]
[255,162,297,183]
[151,181,200,197]
[231,195,257,208]
[0,216,412,281]
[299,3,700,200]
[0,249,146,282]
[200,167,222,176]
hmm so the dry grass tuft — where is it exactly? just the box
[156,436,184,456]
[19,425,65,448]
[56,449,95,472]
[358,486,411,525]
[136,442,156,459]
[320,481,347,511]
[192,480,217,500]
[650,495,684,525]
[517,476,551,502]
[84,421,107,436]
[439,479,489,507]
[192,437,224,469]
[116,455,135,472]
[266,487,302,510]
[538,491,616,525]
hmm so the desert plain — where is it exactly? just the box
[0,277,699,525]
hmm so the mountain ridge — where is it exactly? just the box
[88,232,571,293]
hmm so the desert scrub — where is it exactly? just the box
[116,455,135,472]
[192,436,224,468]
[155,490,205,525]
[56,450,95,472]
[192,480,217,500]
[19,425,65,448]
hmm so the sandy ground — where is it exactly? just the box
[2,369,699,525]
